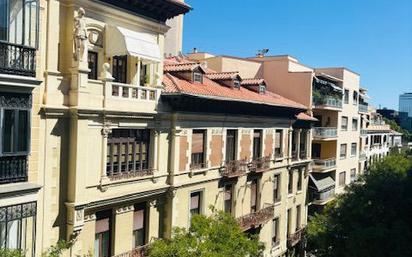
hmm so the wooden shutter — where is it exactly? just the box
[192,131,204,154]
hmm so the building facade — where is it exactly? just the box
[399,92,412,117]
[187,53,366,214]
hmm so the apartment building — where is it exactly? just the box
[0,0,42,256]
[188,53,366,214]
[162,56,314,257]
[36,0,190,256]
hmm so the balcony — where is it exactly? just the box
[313,96,342,110]
[221,160,247,178]
[0,41,36,77]
[313,158,336,172]
[249,156,271,172]
[358,104,368,113]
[0,156,28,184]
[313,127,338,140]
[112,244,149,257]
[287,228,305,248]
[237,204,275,230]
[359,151,366,161]
[310,186,335,205]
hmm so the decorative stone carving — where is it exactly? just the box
[149,199,158,208]
[73,7,88,63]
[212,128,223,135]
[88,28,103,47]
[100,63,114,80]
[242,129,251,135]
[66,204,85,232]
[0,93,32,108]
[115,205,134,214]
[167,187,177,198]
[84,213,96,222]
[101,126,112,138]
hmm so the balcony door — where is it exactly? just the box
[252,130,262,160]
[225,130,236,162]
[0,0,39,47]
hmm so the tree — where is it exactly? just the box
[306,154,412,257]
[149,209,264,257]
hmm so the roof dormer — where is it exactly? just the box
[241,79,267,94]
[206,72,242,89]
[164,62,207,84]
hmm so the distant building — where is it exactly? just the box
[399,93,412,117]
[377,108,412,132]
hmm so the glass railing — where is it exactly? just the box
[313,96,343,109]
[358,104,368,113]
[313,127,338,138]
[313,158,337,171]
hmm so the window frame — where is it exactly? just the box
[88,51,98,80]
[340,143,347,159]
[274,129,283,158]
[189,190,203,220]
[288,170,293,195]
[225,129,237,162]
[133,203,147,248]
[351,142,357,157]
[193,72,203,83]
[352,117,358,131]
[250,178,259,213]
[341,116,348,131]
[296,205,301,231]
[252,129,262,160]
[273,174,281,203]
[0,108,31,156]
[191,129,206,169]
[344,89,349,104]
[112,55,127,84]
[223,184,234,215]
[297,169,303,191]
[339,171,346,186]
[272,217,280,246]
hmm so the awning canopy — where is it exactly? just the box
[314,76,343,92]
[105,26,161,62]
[309,174,335,192]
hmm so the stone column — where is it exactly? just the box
[113,205,134,255]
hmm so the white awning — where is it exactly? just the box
[105,26,161,62]
[314,76,343,92]
[309,174,335,192]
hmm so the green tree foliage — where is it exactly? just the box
[149,209,264,257]
[383,117,412,142]
[0,249,26,257]
[306,154,412,257]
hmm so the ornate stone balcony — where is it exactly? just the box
[287,227,305,248]
[112,244,149,257]
[249,156,271,173]
[221,159,247,178]
[237,204,274,230]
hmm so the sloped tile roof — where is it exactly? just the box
[241,78,265,85]
[206,72,240,80]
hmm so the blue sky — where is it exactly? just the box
[182,0,412,110]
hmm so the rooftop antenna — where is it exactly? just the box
[192,47,198,53]
[256,48,269,57]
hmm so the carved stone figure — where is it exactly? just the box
[73,7,88,63]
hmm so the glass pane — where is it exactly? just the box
[0,222,6,248]
[17,110,29,152]
[0,0,8,41]
[3,110,15,153]
[102,232,109,257]
[7,219,21,249]
[133,229,145,247]
[9,0,23,45]
[24,0,38,47]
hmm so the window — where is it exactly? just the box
[0,0,39,47]
[344,89,349,104]
[88,51,98,80]
[351,143,357,157]
[350,168,356,182]
[297,169,303,191]
[106,129,151,176]
[234,80,240,88]
[94,211,111,257]
[259,85,266,94]
[296,205,301,230]
[352,118,358,131]
[272,217,279,246]
[252,130,262,160]
[339,171,346,186]
[133,204,146,248]
[191,130,205,169]
[340,144,347,159]
[225,130,237,162]
[190,191,202,218]
[112,55,127,83]
[250,178,259,212]
[274,129,283,157]
[224,184,233,214]
[140,61,149,86]
[193,72,203,83]
[273,174,281,202]
[341,116,348,131]
[1,109,30,155]
[0,202,36,257]
[288,170,293,194]
[353,91,358,105]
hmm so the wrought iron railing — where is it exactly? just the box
[221,159,247,177]
[112,244,149,257]
[287,227,305,248]
[313,158,336,171]
[249,156,271,172]
[0,155,28,184]
[107,168,154,180]
[313,127,338,138]
[237,204,274,230]
[0,41,36,77]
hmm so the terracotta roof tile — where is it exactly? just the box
[241,78,265,85]
[206,72,240,80]
[162,56,307,110]
[296,112,318,121]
